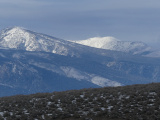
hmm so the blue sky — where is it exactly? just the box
[1,0,160,48]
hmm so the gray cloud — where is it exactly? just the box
[0,0,160,49]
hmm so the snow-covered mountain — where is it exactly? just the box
[0,27,157,57]
[0,27,160,97]
[0,27,81,56]
[0,27,125,58]
[70,37,152,55]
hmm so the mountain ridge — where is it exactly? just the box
[1,27,160,58]
[70,36,152,55]
[0,27,154,57]
[0,27,72,55]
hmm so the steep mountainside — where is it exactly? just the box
[0,27,160,97]
[0,27,78,56]
[0,83,160,120]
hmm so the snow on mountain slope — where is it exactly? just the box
[145,51,160,58]
[0,27,39,50]
[71,37,151,55]
[29,61,122,87]
[60,66,122,87]
[0,27,77,56]
[0,27,155,58]
[0,49,127,96]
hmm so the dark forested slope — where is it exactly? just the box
[0,83,160,120]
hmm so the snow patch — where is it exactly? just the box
[107,62,116,67]
[0,83,14,88]
[91,76,122,87]
[0,53,6,58]
[61,66,122,87]
[61,67,88,80]
[145,51,160,57]
[30,62,122,87]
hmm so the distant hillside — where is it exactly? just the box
[1,27,160,97]
[70,36,151,55]
[0,83,160,120]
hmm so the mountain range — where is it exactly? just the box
[0,27,160,97]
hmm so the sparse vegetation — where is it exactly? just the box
[0,83,160,120]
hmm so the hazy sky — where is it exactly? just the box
[1,0,160,48]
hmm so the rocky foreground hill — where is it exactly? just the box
[0,83,160,120]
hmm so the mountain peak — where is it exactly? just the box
[7,26,25,32]
[71,37,151,55]
[0,27,39,50]
[72,36,119,48]
[1,27,26,36]
[0,27,74,56]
